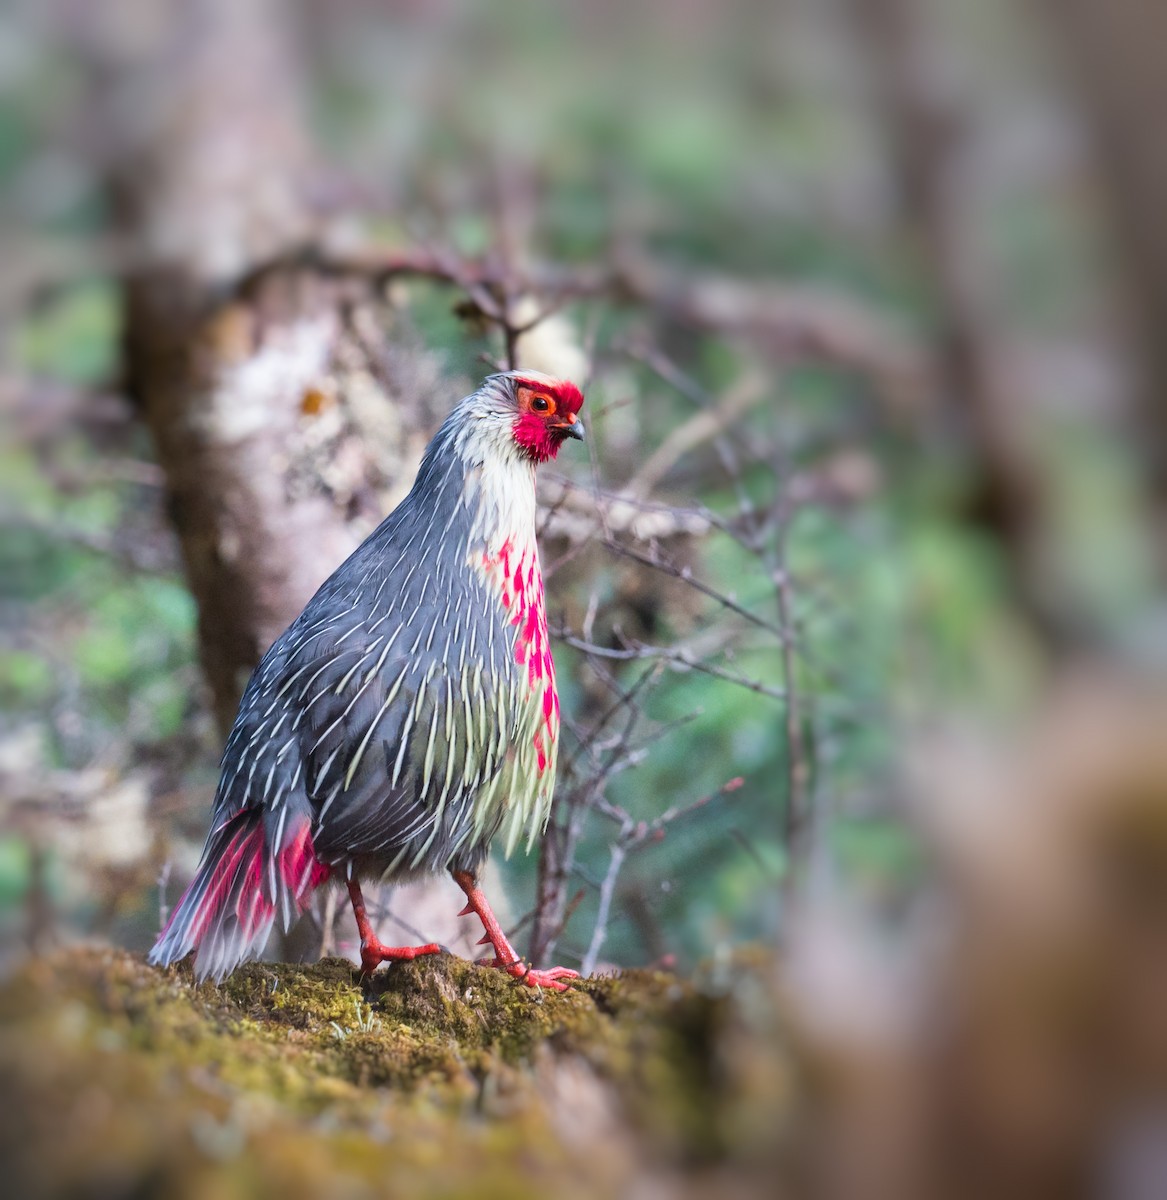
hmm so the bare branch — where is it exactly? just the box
[269,240,923,389]
[558,631,787,703]
[624,369,771,499]
[580,777,744,976]
[597,537,791,644]
[776,558,812,899]
[581,842,627,977]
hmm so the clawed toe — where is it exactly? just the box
[512,963,581,991]
[470,955,580,990]
[358,940,442,976]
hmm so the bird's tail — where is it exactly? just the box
[149,807,331,982]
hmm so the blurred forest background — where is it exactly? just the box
[2,0,1167,1192]
[3,0,1165,966]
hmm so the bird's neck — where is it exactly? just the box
[462,453,547,655]
[464,453,540,564]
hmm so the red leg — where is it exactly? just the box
[346,878,441,976]
[452,870,580,991]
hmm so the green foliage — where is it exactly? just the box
[0,838,32,908]
[5,0,1157,979]
[12,279,120,384]
[0,649,52,707]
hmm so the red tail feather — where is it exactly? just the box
[183,819,267,945]
[150,808,330,981]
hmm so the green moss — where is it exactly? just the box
[0,946,794,1198]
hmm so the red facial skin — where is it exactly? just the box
[511,378,585,463]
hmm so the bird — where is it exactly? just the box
[149,370,585,990]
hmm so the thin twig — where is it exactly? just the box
[599,537,792,645]
[772,502,812,903]
[581,843,627,977]
[580,777,744,976]
[559,632,787,702]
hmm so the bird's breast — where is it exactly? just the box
[466,532,560,857]
[476,535,561,775]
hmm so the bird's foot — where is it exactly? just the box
[346,876,442,976]
[478,955,579,991]
[358,938,442,977]
[452,869,580,991]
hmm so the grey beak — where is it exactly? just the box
[561,418,586,442]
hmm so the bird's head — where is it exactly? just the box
[509,372,586,463]
[459,370,585,466]
[499,369,588,463]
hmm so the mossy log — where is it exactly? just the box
[0,947,794,1199]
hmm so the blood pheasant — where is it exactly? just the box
[150,371,585,989]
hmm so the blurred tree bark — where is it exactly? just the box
[80,0,422,735]
[854,0,1070,650]
[75,0,448,959]
[1043,0,1167,564]
[91,0,352,735]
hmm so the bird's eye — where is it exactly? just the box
[531,395,551,413]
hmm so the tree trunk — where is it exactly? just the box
[78,0,454,960]
[83,0,357,733]
[1042,0,1167,564]
[123,267,357,733]
[853,0,1069,649]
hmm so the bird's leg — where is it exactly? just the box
[346,877,441,976]
[452,870,580,991]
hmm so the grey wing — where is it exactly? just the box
[209,615,370,828]
[296,586,519,871]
